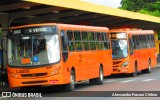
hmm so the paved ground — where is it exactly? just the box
[1,65,160,100]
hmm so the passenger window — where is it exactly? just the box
[101,32,109,50]
[88,32,96,50]
[95,32,102,50]
[74,31,81,40]
[67,30,75,51]
[102,32,107,41]
[81,31,89,50]
[74,31,82,51]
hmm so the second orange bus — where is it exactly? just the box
[110,28,157,76]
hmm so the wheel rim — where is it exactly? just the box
[100,68,103,81]
[148,62,151,72]
[70,72,75,89]
[71,74,74,85]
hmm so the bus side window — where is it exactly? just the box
[81,31,89,50]
[147,35,150,48]
[61,30,68,62]
[88,32,96,50]
[151,34,155,47]
[102,32,110,50]
[95,32,102,50]
[129,38,134,54]
[67,30,75,51]
[74,31,82,51]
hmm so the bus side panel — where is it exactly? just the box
[82,51,99,80]
[63,52,84,83]
[128,53,135,73]
[140,49,149,71]
[102,50,112,76]
[133,50,142,71]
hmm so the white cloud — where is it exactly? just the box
[82,0,122,8]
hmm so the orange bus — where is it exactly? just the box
[7,23,112,91]
[110,29,157,77]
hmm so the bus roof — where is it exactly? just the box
[110,28,154,35]
[10,23,109,31]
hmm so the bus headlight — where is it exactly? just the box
[51,69,59,75]
[121,61,129,67]
[10,72,17,78]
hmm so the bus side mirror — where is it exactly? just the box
[61,31,69,46]
[63,33,69,46]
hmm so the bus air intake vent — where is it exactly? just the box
[113,61,122,65]
[21,73,47,77]
[113,69,118,72]
[21,80,47,84]
[113,66,118,68]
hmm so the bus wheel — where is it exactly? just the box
[130,63,137,77]
[94,66,103,85]
[143,60,151,73]
[65,70,75,92]
[89,79,95,85]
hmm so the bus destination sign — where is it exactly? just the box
[110,32,127,39]
[24,26,54,34]
[10,26,56,36]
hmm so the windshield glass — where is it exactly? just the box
[7,34,60,66]
[111,39,128,59]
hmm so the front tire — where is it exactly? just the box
[142,60,151,73]
[65,70,75,92]
[130,63,138,77]
[89,79,95,85]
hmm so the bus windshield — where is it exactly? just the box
[7,34,60,67]
[111,39,128,59]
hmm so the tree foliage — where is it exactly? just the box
[120,0,160,17]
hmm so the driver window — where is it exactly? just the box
[61,30,68,62]
[129,38,133,54]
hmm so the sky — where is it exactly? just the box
[82,0,122,8]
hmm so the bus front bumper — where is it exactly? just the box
[8,73,65,88]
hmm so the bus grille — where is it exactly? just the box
[113,66,118,68]
[21,80,47,84]
[113,61,122,65]
[113,69,118,72]
[21,73,47,77]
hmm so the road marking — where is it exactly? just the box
[121,80,134,83]
[104,80,115,83]
[142,79,154,82]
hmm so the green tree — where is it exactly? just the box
[120,0,160,17]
